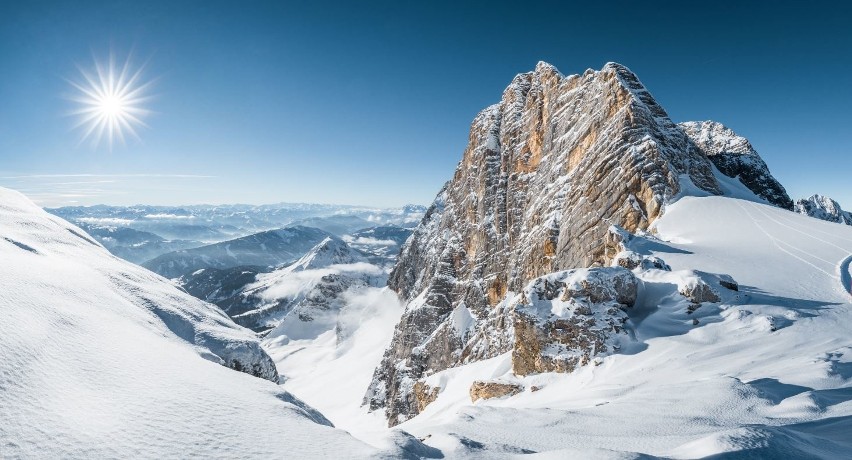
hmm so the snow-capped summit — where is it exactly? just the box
[680,120,793,209]
[287,235,369,272]
[795,194,852,225]
[224,237,384,332]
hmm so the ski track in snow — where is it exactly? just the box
[743,201,852,298]
[737,201,836,278]
[747,201,851,252]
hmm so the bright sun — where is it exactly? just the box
[69,52,153,150]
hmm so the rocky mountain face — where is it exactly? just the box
[795,194,852,225]
[365,62,788,426]
[679,121,793,209]
[144,226,332,278]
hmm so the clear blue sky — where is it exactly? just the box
[1,1,850,207]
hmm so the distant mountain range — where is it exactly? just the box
[47,203,426,266]
[143,226,334,278]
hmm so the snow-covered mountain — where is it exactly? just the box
[6,60,852,459]
[74,221,203,263]
[177,225,411,330]
[143,226,332,278]
[178,265,272,316]
[386,195,852,458]
[344,225,413,261]
[795,194,852,225]
[226,236,386,332]
[679,120,793,209]
[0,186,395,458]
[366,61,796,426]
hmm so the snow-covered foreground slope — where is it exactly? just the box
[0,187,384,458]
[311,196,851,458]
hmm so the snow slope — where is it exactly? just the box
[0,187,383,458]
[351,196,852,458]
[263,287,410,449]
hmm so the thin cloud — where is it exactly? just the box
[0,174,216,179]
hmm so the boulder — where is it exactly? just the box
[470,381,523,402]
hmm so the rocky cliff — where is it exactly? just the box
[795,194,852,225]
[679,120,792,209]
[365,61,787,426]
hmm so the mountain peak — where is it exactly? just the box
[795,194,852,225]
[533,60,561,75]
[366,60,727,426]
[680,120,793,209]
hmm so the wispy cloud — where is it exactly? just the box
[0,173,217,206]
[0,174,216,179]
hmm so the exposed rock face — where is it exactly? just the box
[679,121,793,209]
[679,279,721,304]
[366,62,785,426]
[413,382,441,413]
[606,225,670,271]
[510,268,638,376]
[794,194,852,225]
[469,381,523,402]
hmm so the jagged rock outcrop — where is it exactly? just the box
[469,381,523,402]
[606,225,670,271]
[510,268,638,376]
[679,121,793,209]
[365,61,785,426]
[794,194,852,225]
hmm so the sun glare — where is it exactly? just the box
[68,52,153,150]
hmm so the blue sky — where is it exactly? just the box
[1,1,850,207]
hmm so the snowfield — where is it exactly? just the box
[0,187,386,458]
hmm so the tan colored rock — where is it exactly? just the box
[367,61,724,426]
[412,381,440,413]
[469,381,523,402]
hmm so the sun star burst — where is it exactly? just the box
[68,52,153,150]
